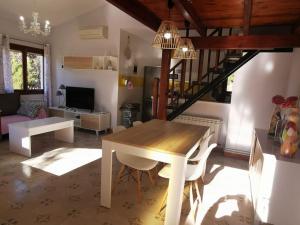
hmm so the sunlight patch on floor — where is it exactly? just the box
[21,147,102,176]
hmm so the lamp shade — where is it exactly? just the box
[59,84,66,89]
[172,38,197,59]
[152,20,181,49]
[56,90,63,96]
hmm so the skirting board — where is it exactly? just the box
[224,149,250,161]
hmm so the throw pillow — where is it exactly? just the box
[17,101,44,118]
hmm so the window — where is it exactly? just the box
[226,74,235,92]
[10,44,44,94]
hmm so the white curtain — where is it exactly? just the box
[0,34,13,93]
[43,44,52,107]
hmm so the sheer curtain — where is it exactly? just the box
[43,44,52,107]
[0,34,13,93]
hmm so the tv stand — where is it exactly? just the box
[48,107,110,135]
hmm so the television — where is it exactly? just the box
[66,86,95,111]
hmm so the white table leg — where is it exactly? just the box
[165,156,187,225]
[101,140,113,208]
[9,127,31,157]
[54,126,74,143]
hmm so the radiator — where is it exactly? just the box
[173,114,223,144]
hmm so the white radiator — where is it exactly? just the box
[173,114,223,144]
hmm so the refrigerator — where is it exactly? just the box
[142,66,161,122]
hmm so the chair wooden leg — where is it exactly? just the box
[147,170,155,186]
[112,164,126,194]
[136,170,142,203]
[158,189,168,214]
[193,180,202,203]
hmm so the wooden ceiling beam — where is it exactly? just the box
[174,0,206,36]
[243,0,253,35]
[106,0,161,31]
[191,35,300,50]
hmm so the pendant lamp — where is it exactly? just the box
[173,20,197,59]
[152,0,181,49]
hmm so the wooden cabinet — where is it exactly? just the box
[48,107,110,135]
[250,129,300,225]
[63,56,93,69]
[49,108,64,117]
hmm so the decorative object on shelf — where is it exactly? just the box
[19,12,51,36]
[281,106,300,157]
[56,90,64,108]
[152,0,180,49]
[173,20,197,59]
[124,79,133,90]
[268,95,285,137]
[124,36,131,60]
[63,56,118,71]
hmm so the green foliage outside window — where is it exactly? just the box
[10,49,43,90]
[10,50,23,89]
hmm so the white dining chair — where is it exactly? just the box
[188,133,214,180]
[158,140,217,213]
[132,121,143,126]
[112,125,158,202]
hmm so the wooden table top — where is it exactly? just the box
[102,119,209,156]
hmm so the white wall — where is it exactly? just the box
[50,4,156,127]
[118,30,161,123]
[286,48,300,96]
[225,52,292,154]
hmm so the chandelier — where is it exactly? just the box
[19,12,51,36]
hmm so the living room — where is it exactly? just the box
[1,0,300,225]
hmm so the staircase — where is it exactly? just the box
[167,50,259,120]
[152,28,261,121]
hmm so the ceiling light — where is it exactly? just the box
[172,20,197,59]
[173,38,197,59]
[152,20,181,49]
[19,12,51,36]
[152,0,180,49]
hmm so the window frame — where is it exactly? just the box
[10,43,44,95]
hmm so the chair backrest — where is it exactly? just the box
[132,121,143,126]
[189,143,217,181]
[112,125,126,133]
[189,133,214,162]
[112,124,157,170]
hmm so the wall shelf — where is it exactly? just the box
[63,56,118,71]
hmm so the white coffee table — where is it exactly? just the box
[9,117,74,157]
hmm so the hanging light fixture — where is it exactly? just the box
[152,0,181,49]
[173,20,197,59]
[18,0,51,36]
[19,12,51,36]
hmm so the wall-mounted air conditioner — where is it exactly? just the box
[79,26,108,40]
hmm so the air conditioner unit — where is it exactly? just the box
[79,26,108,40]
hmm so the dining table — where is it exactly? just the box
[100,119,209,225]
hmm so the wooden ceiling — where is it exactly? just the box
[138,0,300,29]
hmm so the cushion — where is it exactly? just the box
[0,93,20,116]
[1,115,32,134]
[17,101,44,118]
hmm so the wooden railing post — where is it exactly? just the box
[180,60,186,96]
[158,49,171,120]
[152,78,160,119]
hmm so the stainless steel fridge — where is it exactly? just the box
[142,66,161,122]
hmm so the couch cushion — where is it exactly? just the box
[1,115,32,135]
[17,101,43,118]
[0,93,20,116]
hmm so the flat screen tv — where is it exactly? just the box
[66,86,94,111]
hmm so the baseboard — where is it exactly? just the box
[224,149,250,161]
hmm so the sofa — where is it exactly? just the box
[0,93,47,138]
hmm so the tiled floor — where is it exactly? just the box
[0,130,253,225]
